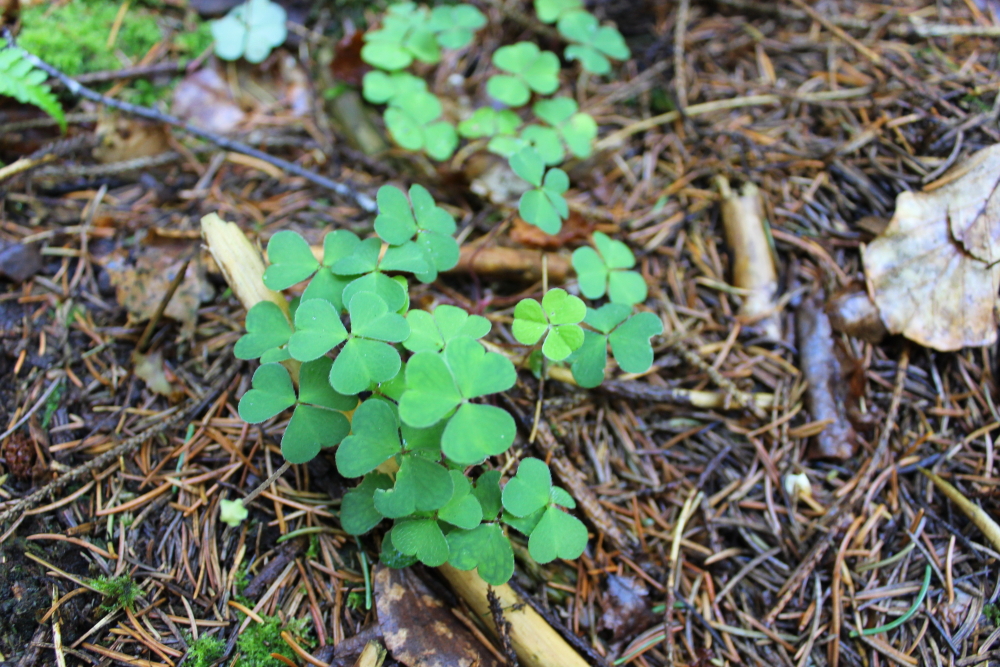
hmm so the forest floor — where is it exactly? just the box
[2,1,1000,666]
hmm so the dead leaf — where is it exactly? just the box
[172,66,247,134]
[330,29,367,87]
[133,350,178,398]
[92,114,171,164]
[599,575,655,641]
[510,211,595,250]
[863,144,1000,351]
[373,565,502,667]
[0,241,42,282]
[97,239,214,339]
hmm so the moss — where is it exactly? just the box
[19,0,163,76]
[89,574,140,612]
[236,615,313,667]
[184,632,226,667]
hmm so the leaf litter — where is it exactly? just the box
[3,2,1000,667]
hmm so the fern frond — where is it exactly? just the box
[0,47,66,132]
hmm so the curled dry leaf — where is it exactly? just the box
[373,565,502,667]
[825,283,886,344]
[862,144,1000,351]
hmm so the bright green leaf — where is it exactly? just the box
[512,298,547,346]
[341,473,393,535]
[391,519,449,567]
[235,301,291,360]
[528,505,588,563]
[264,230,319,290]
[568,330,608,388]
[219,498,248,527]
[374,453,454,517]
[299,358,358,411]
[336,399,402,477]
[609,311,662,373]
[442,402,516,465]
[438,471,483,529]
[374,185,417,245]
[331,337,401,395]
[447,523,514,585]
[502,457,551,517]
[534,0,583,23]
[238,363,295,423]
[281,403,350,464]
[288,299,348,362]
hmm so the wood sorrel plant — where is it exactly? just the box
[357,0,628,235]
[232,184,659,584]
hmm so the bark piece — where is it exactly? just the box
[797,292,858,459]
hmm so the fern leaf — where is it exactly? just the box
[0,47,66,132]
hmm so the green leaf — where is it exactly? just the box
[423,121,460,161]
[380,241,433,275]
[564,44,609,75]
[404,305,491,353]
[219,498,248,527]
[348,291,410,342]
[235,301,291,360]
[501,457,551,517]
[287,299,348,362]
[510,146,545,187]
[301,269,353,313]
[503,505,545,536]
[609,311,662,373]
[410,184,456,235]
[543,324,584,361]
[512,298,547,346]
[0,48,66,132]
[331,237,380,275]
[558,11,630,72]
[520,125,564,165]
[607,269,648,305]
[572,247,607,299]
[361,70,427,105]
[543,287,586,324]
[238,363,295,423]
[532,97,597,158]
[361,41,412,70]
[489,42,560,104]
[374,453,454,517]
[446,336,516,399]
[446,523,514,585]
[264,230,319,290]
[331,337,401,395]
[341,272,407,313]
[473,470,503,520]
[528,506,588,563]
[550,486,576,509]
[519,189,563,235]
[381,529,418,568]
[384,91,457,160]
[429,5,487,49]
[594,231,636,269]
[281,403,350,464]
[391,519,449,567]
[341,473,393,535]
[211,0,288,64]
[486,74,530,107]
[534,0,583,23]
[260,346,291,364]
[299,358,358,411]
[374,185,418,245]
[336,399,402,477]
[584,303,631,333]
[568,330,608,388]
[438,471,483,529]
[458,108,522,139]
[399,351,462,427]
[401,420,445,454]
[443,403,516,465]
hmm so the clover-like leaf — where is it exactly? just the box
[329,292,409,394]
[282,403,350,464]
[399,337,517,464]
[381,529,418,569]
[535,0,583,23]
[235,301,291,360]
[349,290,410,342]
[519,125,564,165]
[447,523,514,585]
[385,91,458,160]
[573,232,646,303]
[438,471,483,529]
[264,230,320,290]
[361,70,427,105]
[512,298,548,345]
[211,0,288,64]
[341,473,393,535]
[374,453,454,518]
[361,2,439,71]
[527,505,588,563]
[510,145,545,187]
[568,330,608,388]
[502,457,552,517]
[238,363,296,423]
[550,486,576,509]
[513,288,586,361]
[429,4,487,50]
[609,311,662,373]
[404,305,491,353]
[584,303,632,333]
[341,272,407,313]
[533,97,598,159]
[336,399,403,477]
[287,298,348,362]
[473,470,503,520]
[219,498,248,527]
[458,108,522,139]
[374,185,418,246]
[558,11,630,76]
[373,184,457,281]
[488,42,560,107]
[391,518,449,567]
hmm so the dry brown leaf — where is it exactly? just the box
[862,144,1000,351]
[373,565,502,667]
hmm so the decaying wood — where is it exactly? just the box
[438,565,590,667]
[450,245,571,283]
[718,177,781,340]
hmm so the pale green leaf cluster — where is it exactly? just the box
[233,185,591,584]
[534,0,631,74]
[211,0,287,64]
[0,48,66,132]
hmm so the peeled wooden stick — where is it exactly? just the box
[718,177,781,340]
[439,565,590,667]
[200,214,591,667]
